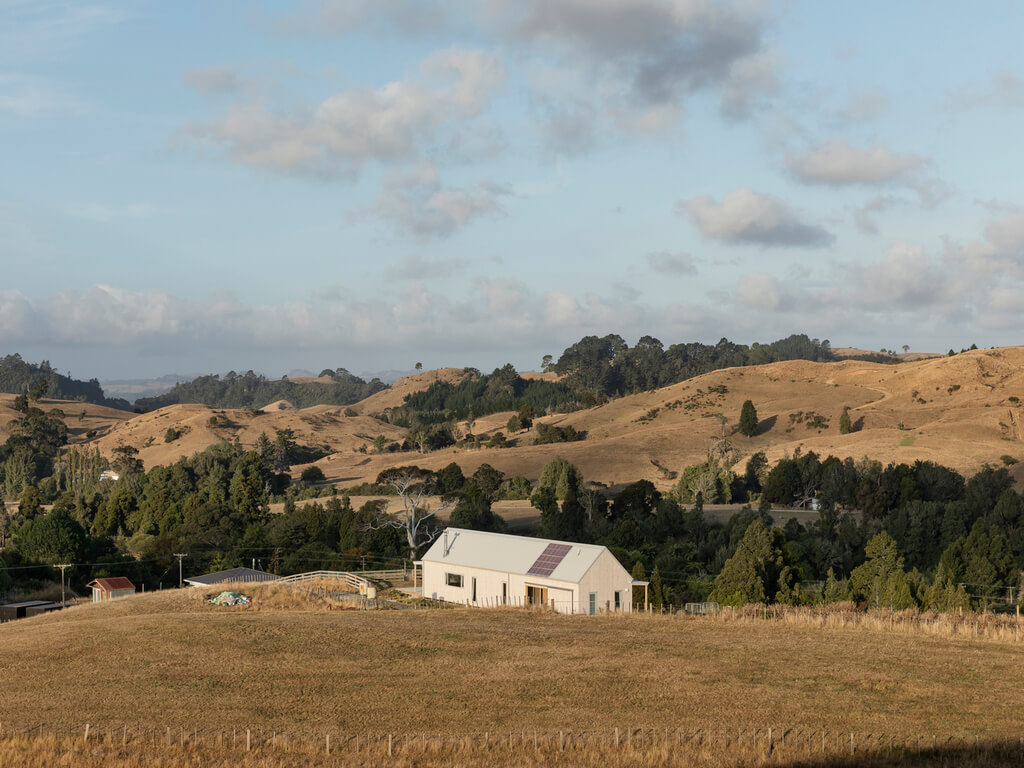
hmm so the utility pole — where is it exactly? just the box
[56,563,71,608]
[173,554,187,588]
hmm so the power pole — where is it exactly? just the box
[55,564,71,608]
[173,553,187,588]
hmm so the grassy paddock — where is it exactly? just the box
[3,586,1024,765]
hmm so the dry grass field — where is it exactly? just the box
[3,586,1024,738]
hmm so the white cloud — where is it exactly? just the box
[681,187,833,248]
[852,195,900,235]
[646,251,696,275]
[851,241,951,310]
[736,273,784,310]
[361,164,508,240]
[787,141,926,186]
[182,47,505,179]
[501,0,778,150]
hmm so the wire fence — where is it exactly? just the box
[1,723,1021,761]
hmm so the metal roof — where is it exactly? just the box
[183,567,280,586]
[87,577,135,591]
[420,528,611,583]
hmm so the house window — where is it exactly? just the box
[588,593,597,615]
[614,590,621,611]
[526,585,548,606]
[445,573,463,588]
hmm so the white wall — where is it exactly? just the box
[422,550,633,614]
[577,549,635,614]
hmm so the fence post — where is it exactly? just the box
[388,733,393,756]
[850,733,854,756]
[83,724,90,743]
[247,729,251,752]
[326,733,330,756]
[615,727,619,747]
[560,730,564,752]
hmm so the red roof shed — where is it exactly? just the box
[86,577,136,602]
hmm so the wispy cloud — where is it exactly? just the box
[181,47,505,180]
[680,187,834,248]
[787,141,927,186]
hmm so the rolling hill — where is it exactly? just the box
[6,347,1024,491]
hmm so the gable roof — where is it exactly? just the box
[420,528,614,583]
[183,567,280,586]
[87,577,135,591]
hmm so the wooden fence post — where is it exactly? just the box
[850,733,854,755]
[83,724,90,743]
[388,733,393,756]
[246,729,251,752]
[615,727,619,747]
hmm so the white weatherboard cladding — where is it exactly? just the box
[420,528,634,614]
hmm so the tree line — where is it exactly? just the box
[0,355,130,410]
[135,368,387,410]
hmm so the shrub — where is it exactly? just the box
[300,465,326,484]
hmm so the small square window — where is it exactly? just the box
[446,573,463,588]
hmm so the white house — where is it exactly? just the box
[419,528,644,614]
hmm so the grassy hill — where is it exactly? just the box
[1,586,1022,766]
[9,346,1024,490]
[301,346,1024,490]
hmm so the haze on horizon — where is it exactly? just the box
[2,1,1023,381]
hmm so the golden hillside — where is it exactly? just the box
[304,347,1024,489]
[7,347,1024,487]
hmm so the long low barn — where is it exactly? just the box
[420,528,644,614]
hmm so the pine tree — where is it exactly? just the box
[709,520,780,605]
[739,399,759,437]
[839,406,852,434]
[849,531,917,609]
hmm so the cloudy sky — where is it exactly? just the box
[2,1,1023,380]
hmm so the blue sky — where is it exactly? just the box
[2,0,1024,379]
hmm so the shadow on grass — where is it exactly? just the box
[780,742,1022,768]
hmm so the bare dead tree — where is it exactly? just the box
[368,469,455,560]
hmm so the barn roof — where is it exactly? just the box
[420,528,611,583]
[183,567,280,587]
[87,577,135,591]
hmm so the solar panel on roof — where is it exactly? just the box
[526,543,572,577]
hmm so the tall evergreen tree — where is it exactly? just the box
[739,399,759,437]
[839,406,852,435]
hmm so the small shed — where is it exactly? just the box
[420,528,641,614]
[183,567,279,588]
[0,600,62,622]
[86,577,136,602]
